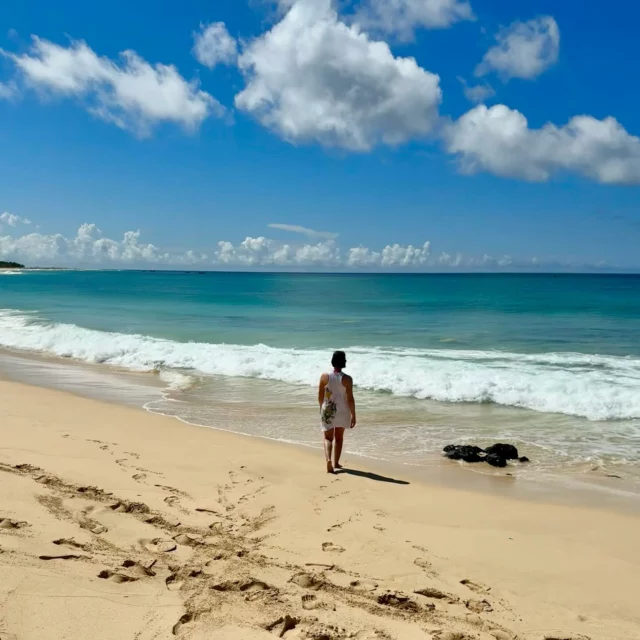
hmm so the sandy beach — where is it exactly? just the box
[0,379,639,640]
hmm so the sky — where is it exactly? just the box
[0,0,639,271]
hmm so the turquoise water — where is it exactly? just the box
[1,270,640,482]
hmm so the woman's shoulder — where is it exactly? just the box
[319,372,330,383]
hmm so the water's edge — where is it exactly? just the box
[2,348,639,515]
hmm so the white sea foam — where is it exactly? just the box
[1,308,639,422]
[158,369,196,392]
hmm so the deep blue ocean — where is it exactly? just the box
[1,270,639,482]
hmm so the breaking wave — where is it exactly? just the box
[1,308,639,422]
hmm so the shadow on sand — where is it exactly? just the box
[336,468,410,485]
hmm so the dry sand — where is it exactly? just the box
[0,379,638,640]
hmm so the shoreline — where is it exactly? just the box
[1,347,639,515]
[1,378,639,638]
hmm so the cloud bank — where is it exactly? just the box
[0,218,621,271]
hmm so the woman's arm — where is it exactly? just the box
[344,376,357,428]
[318,373,328,407]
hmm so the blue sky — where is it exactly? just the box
[0,0,639,271]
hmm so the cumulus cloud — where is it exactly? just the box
[0,223,178,265]
[354,0,474,39]
[192,22,238,69]
[215,236,341,267]
[268,223,338,240]
[347,242,431,267]
[444,104,640,184]
[235,0,442,151]
[476,16,560,81]
[457,76,495,104]
[4,36,223,136]
[0,216,619,271]
[0,212,31,228]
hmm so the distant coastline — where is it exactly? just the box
[0,261,25,269]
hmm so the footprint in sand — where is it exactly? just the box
[156,485,189,498]
[291,572,324,591]
[81,520,108,535]
[110,500,150,515]
[414,587,459,604]
[377,591,420,612]
[121,559,156,578]
[141,538,177,553]
[414,558,432,570]
[132,473,147,483]
[350,579,378,592]
[322,542,345,553]
[265,615,298,637]
[166,573,184,591]
[460,578,491,594]
[98,570,138,584]
[0,518,27,530]
[173,533,203,548]
[466,598,493,613]
[172,613,195,636]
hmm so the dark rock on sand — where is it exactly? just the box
[519,456,530,463]
[485,454,508,468]
[484,443,519,460]
[443,445,485,463]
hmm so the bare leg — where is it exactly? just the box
[323,430,335,474]
[334,428,345,469]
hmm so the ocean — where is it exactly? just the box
[1,270,639,491]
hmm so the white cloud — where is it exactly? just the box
[0,80,18,100]
[444,104,640,184]
[215,236,341,267]
[0,216,624,271]
[268,223,338,240]
[4,36,223,136]
[347,241,431,267]
[0,212,31,228]
[457,76,495,103]
[476,16,560,81]
[354,0,474,39]
[193,22,238,69]
[0,223,180,265]
[235,0,442,151]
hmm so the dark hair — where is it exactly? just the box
[331,350,347,369]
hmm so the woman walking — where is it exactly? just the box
[318,351,357,474]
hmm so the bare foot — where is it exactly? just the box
[326,461,335,474]
[334,463,344,470]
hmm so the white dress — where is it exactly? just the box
[321,372,351,431]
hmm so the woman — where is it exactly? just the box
[318,350,357,474]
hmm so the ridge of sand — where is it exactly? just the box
[0,379,639,640]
